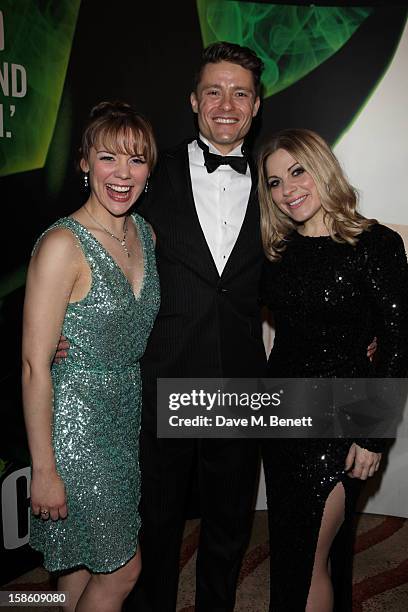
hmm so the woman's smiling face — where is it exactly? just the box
[81,142,149,217]
[265,148,323,229]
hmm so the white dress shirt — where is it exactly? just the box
[188,135,252,276]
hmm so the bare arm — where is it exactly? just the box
[22,228,82,520]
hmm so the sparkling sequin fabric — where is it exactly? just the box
[261,224,408,610]
[29,214,160,573]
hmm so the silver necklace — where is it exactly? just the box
[84,206,130,257]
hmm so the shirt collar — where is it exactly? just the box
[198,133,244,158]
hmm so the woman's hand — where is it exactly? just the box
[30,468,68,521]
[345,443,381,479]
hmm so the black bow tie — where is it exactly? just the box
[196,137,248,175]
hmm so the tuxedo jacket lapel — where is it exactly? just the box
[165,142,220,282]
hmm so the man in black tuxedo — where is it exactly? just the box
[132,42,267,612]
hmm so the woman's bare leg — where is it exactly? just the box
[305,482,345,612]
[75,548,141,612]
[57,568,91,612]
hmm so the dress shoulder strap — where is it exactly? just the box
[132,213,156,257]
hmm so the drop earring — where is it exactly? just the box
[83,172,89,189]
[144,178,149,193]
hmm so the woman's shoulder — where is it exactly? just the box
[28,220,87,293]
[358,222,405,249]
[356,223,407,270]
[32,218,82,259]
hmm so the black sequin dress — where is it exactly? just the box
[261,223,408,611]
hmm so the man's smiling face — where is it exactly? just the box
[190,60,260,155]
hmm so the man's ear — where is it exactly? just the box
[253,96,261,117]
[190,92,199,114]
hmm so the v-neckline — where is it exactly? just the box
[66,215,146,300]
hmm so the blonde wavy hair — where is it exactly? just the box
[257,128,376,261]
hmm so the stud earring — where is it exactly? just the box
[83,172,89,188]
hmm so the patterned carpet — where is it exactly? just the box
[2,512,407,611]
[176,512,408,611]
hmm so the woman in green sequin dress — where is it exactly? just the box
[22,102,160,612]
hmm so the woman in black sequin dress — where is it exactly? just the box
[257,129,408,611]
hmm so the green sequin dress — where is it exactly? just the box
[29,213,160,573]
